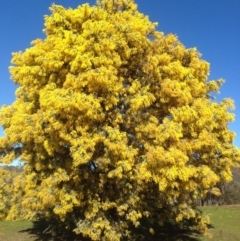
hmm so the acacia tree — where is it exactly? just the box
[0,0,239,239]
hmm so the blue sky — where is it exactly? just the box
[0,0,239,149]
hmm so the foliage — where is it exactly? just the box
[0,167,13,219]
[221,168,240,205]
[0,166,31,220]
[197,168,240,206]
[0,0,240,240]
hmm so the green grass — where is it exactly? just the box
[0,205,240,241]
[0,219,82,241]
[0,220,35,241]
[200,205,240,241]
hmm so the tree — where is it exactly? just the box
[0,0,239,239]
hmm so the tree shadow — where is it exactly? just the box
[148,226,200,241]
[19,219,214,241]
[128,219,214,241]
[19,219,90,241]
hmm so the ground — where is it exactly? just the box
[0,205,239,241]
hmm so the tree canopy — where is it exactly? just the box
[0,0,239,240]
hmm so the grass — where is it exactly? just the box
[200,205,240,241]
[0,205,240,241]
[0,219,35,241]
[0,219,84,241]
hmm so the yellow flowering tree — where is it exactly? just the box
[0,0,239,239]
